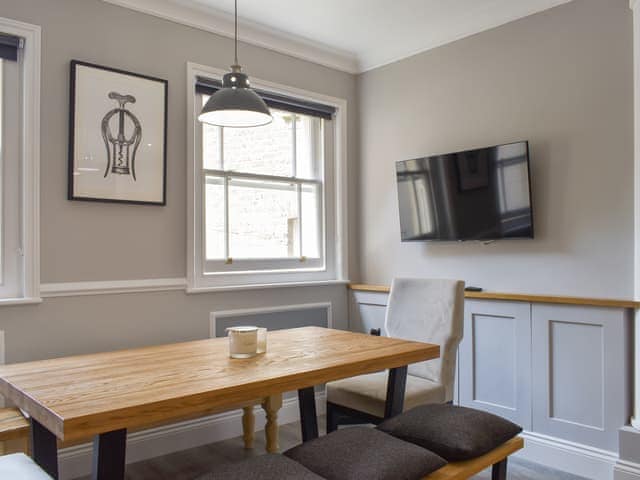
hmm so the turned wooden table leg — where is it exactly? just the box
[261,394,283,453]
[241,406,255,449]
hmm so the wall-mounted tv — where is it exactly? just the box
[396,141,533,241]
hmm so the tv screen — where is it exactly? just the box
[396,141,533,241]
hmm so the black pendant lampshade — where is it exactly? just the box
[198,0,272,128]
[198,66,271,127]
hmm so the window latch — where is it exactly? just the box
[225,257,233,265]
[300,256,307,262]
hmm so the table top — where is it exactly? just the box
[0,327,439,441]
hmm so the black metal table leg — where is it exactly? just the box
[384,365,408,419]
[492,458,508,480]
[92,428,127,480]
[30,418,59,479]
[298,387,319,442]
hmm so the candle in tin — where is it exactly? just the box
[226,326,258,359]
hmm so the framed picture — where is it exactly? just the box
[68,60,168,205]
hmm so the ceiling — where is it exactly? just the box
[105,0,573,73]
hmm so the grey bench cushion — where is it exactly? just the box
[284,426,446,480]
[196,454,325,480]
[377,404,522,462]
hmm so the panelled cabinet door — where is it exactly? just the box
[531,305,630,452]
[349,291,388,334]
[459,300,532,430]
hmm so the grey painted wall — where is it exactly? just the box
[356,0,634,297]
[0,286,345,363]
[0,0,355,362]
[213,307,329,338]
[0,0,634,365]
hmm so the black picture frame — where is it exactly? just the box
[68,60,168,205]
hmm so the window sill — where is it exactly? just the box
[0,297,43,306]
[186,279,350,294]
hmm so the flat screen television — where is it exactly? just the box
[396,141,533,241]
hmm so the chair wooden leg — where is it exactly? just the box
[261,394,282,453]
[492,458,508,480]
[241,406,255,449]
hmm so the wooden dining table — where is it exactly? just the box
[0,326,439,480]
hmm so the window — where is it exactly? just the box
[0,58,20,298]
[202,105,324,268]
[188,65,347,290]
[0,21,40,303]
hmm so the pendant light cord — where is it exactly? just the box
[234,0,238,66]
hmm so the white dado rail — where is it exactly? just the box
[349,284,636,480]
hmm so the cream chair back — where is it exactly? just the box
[384,278,465,402]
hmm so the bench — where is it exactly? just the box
[424,436,523,480]
[196,435,524,480]
[0,407,30,455]
[199,403,524,480]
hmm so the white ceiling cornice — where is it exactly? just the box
[102,0,360,73]
[103,0,574,75]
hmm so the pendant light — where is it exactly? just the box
[198,0,272,128]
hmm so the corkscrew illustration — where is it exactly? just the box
[101,92,142,180]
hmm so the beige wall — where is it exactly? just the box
[0,0,634,363]
[0,286,348,362]
[0,0,356,362]
[357,0,634,297]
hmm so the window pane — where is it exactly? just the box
[0,56,24,297]
[201,95,221,170]
[229,178,298,259]
[224,110,294,176]
[205,176,225,259]
[301,183,321,259]
[296,115,320,179]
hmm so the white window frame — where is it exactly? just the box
[186,62,348,292]
[197,109,325,273]
[0,17,40,305]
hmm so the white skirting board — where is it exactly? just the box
[517,431,619,480]
[615,460,640,480]
[58,391,326,480]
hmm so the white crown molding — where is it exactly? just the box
[102,0,359,74]
[103,0,573,74]
[40,278,187,297]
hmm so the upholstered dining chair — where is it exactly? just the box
[326,278,465,432]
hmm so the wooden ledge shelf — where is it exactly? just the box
[348,284,640,309]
